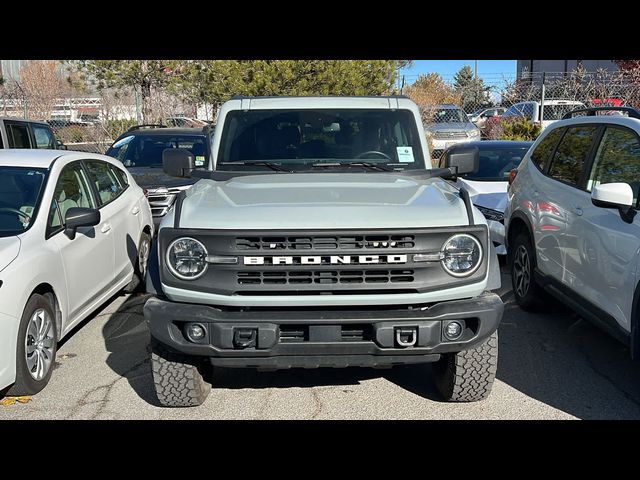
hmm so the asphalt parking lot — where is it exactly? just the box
[2,266,640,420]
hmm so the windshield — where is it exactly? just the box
[216,109,426,172]
[430,108,469,124]
[460,146,530,181]
[107,134,208,168]
[0,167,48,237]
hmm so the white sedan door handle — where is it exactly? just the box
[100,223,112,233]
[131,206,140,215]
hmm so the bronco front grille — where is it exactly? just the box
[235,235,415,251]
[237,269,415,285]
[158,227,490,296]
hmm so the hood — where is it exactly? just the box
[425,122,476,132]
[459,178,508,212]
[0,236,21,272]
[172,173,477,230]
[127,167,198,189]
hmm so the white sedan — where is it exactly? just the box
[0,150,153,396]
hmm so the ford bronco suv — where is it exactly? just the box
[145,96,504,407]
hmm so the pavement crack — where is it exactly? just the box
[68,357,150,419]
[310,388,323,419]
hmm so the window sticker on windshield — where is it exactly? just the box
[195,155,205,167]
[397,146,415,163]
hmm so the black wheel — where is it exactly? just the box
[7,294,58,396]
[510,232,546,311]
[125,231,151,293]
[150,341,211,407]
[433,331,498,402]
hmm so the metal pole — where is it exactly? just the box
[134,87,142,123]
[14,81,27,118]
[474,60,478,78]
[540,72,546,124]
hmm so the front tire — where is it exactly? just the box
[433,331,498,402]
[510,233,546,311]
[151,341,211,407]
[7,294,58,396]
[125,231,151,293]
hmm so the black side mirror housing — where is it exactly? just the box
[64,207,100,240]
[443,147,479,176]
[57,139,67,150]
[163,148,195,178]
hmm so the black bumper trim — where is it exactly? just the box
[209,354,441,369]
[144,293,503,368]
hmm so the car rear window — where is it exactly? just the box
[107,134,208,168]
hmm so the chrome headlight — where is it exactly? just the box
[166,237,208,280]
[441,234,483,277]
[467,128,481,138]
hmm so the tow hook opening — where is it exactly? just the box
[395,327,418,348]
[233,328,257,349]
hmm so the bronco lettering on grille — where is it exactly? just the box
[243,255,408,265]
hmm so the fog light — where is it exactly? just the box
[185,323,206,342]
[444,321,463,340]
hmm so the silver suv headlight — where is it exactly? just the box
[166,237,208,280]
[441,234,483,277]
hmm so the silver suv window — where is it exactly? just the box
[547,125,598,187]
[587,126,640,204]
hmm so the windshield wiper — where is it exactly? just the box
[220,161,292,173]
[311,162,394,172]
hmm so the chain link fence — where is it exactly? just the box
[3,62,640,154]
[401,68,640,147]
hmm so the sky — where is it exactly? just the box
[401,60,517,84]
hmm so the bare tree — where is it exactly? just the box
[18,60,64,119]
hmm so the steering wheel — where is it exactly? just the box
[0,207,30,222]
[354,150,392,160]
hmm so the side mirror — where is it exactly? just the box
[64,207,100,240]
[163,148,195,178]
[444,147,479,176]
[57,140,67,150]
[592,182,636,223]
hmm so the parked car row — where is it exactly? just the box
[3,100,640,407]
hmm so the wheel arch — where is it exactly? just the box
[30,283,63,341]
[506,210,535,263]
[630,280,640,360]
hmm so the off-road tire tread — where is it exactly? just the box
[434,331,498,402]
[151,342,211,407]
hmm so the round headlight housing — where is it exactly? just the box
[441,234,482,277]
[166,237,208,280]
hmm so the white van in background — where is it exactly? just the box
[502,100,585,130]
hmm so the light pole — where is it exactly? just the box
[14,80,28,118]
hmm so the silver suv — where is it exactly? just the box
[424,104,481,158]
[505,106,640,359]
[145,96,504,407]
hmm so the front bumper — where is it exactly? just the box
[487,219,506,255]
[144,293,504,369]
[0,311,20,391]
